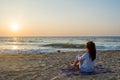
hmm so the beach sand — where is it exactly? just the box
[0,50,119,80]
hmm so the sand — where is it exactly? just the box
[0,50,119,80]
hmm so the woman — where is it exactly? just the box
[72,41,97,73]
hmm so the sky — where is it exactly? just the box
[0,0,120,36]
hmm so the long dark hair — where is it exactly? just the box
[86,41,96,61]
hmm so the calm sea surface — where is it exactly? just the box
[0,36,120,53]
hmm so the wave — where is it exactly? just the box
[43,43,120,50]
[43,43,85,49]
[0,46,120,54]
[96,46,120,50]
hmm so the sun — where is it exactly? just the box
[11,24,20,31]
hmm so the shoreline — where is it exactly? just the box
[0,50,119,80]
[0,50,120,54]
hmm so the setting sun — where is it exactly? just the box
[11,24,20,31]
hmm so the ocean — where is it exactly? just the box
[0,36,120,53]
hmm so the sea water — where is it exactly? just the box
[0,36,120,53]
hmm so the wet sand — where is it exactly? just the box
[0,50,119,80]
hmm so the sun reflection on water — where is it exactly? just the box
[12,45,18,50]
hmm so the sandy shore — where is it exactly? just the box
[0,50,119,80]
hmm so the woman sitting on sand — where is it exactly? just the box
[72,41,97,73]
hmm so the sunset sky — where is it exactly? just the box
[0,0,120,36]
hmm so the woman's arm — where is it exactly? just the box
[72,60,79,66]
[71,54,85,69]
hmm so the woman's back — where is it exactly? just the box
[79,53,97,72]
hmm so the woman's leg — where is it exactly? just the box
[74,61,80,70]
[71,60,80,70]
[71,55,82,70]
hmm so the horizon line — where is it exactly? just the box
[0,35,120,37]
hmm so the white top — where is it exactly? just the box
[76,53,97,72]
